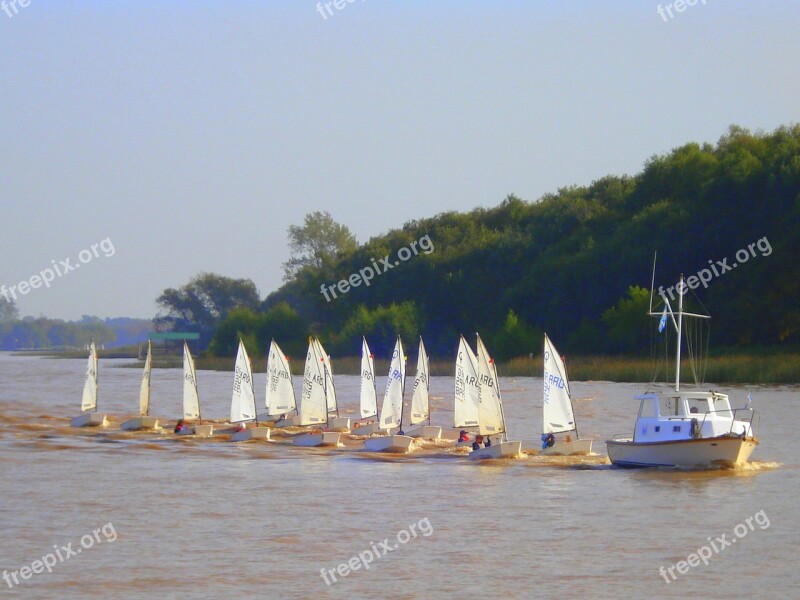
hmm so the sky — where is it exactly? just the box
[1,0,797,320]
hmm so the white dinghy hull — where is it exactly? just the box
[469,441,523,460]
[70,413,108,428]
[330,417,351,432]
[363,435,414,454]
[274,415,303,428]
[293,431,342,447]
[540,439,593,456]
[351,422,383,436]
[406,426,442,440]
[177,424,215,437]
[606,436,758,468]
[229,427,272,443]
[120,416,161,431]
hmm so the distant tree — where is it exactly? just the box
[0,297,19,322]
[491,309,540,360]
[601,286,652,353]
[155,273,261,348]
[335,302,422,357]
[282,211,358,280]
[255,302,308,358]
[207,308,261,358]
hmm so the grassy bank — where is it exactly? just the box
[17,349,800,384]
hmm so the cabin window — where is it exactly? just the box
[712,396,732,418]
[639,399,656,418]
[673,425,681,432]
[659,396,679,417]
[687,398,709,415]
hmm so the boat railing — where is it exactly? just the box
[696,408,760,438]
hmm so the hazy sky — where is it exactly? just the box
[1,1,797,320]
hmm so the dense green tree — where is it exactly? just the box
[282,211,358,280]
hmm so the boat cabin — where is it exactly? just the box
[632,391,753,443]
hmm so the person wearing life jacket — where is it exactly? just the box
[472,434,484,451]
[174,419,186,434]
[541,432,556,449]
[458,429,470,443]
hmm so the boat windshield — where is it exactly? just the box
[711,395,733,418]
[686,397,711,415]
[659,396,681,417]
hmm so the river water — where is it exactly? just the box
[0,352,795,599]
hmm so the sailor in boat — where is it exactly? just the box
[472,435,484,451]
[458,430,470,443]
[174,419,186,434]
[541,433,555,449]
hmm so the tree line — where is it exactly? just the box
[152,124,800,360]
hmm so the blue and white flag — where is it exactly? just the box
[658,308,668,333]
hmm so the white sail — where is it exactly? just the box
[454,336,480,428]
[379,337,406,429]
[476,334,504,436]
[314,338,337,415]
[542,334,576,434]
[138,340,152,416]
[409,337,430,426]
[299,338,327,426]
[183,342,201,421]
[360,337,378,419]
[80,341,98,412]
[230,339,256,423]
[266,339,296,416]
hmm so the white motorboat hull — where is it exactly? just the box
[351,422,383,436]
[293,431,342,447]
[363,435,415,454]
[540,438,593,456]
[120,416,161,431]
[274,415,303,428]
[70,413,108,428]
[469,441,523,460]
[229,427,272,443]
[330,417,351,432]
[606,436,758,468]
[406,426,442,440]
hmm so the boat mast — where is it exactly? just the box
[398,336,405,431]
[676,274,684,393]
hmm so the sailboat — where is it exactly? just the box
[176,342,214,436]
[606,272,760,468]
[260,339,297,425]
[364,336,414,453]
[452,335,480,445]
[540,334,592,455]
[121,340,161,431]
[317,338,350,433]
[292,338,342,447]
[469,334,522,459]
[406,337,441,439]
[70,341,108,427]
[229,339,271,442]
[351,337,382,436]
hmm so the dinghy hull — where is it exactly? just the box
[274,415,303,428]
[177,424,215,437]
[330,417,351,432]
[606,436,758,468]
[363,435,414,454]
[70,413,108,428]
[120,416,161,431]
[540,439,593,456]
[229,427,272,443]
[351,422,383,436]
[469,441,522,460]
[293,431,342,447]
[406,426,442,440]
